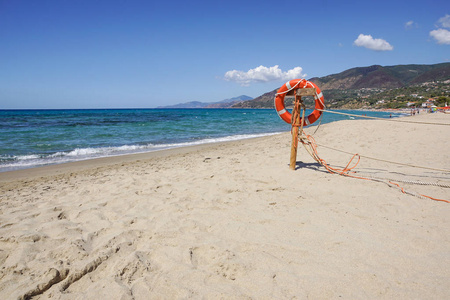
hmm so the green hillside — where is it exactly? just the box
[234,63,450,109]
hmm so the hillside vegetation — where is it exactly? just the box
[233,63,450,109]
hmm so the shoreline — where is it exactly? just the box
[1,112,449,298]
[0,110,444,182]
[0,134,279,183]
[1,109,406,174]
[0,131,283,175]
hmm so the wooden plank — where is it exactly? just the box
[296,88,316,96]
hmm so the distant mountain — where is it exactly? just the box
[158,101,206,109]
[233,63,450,108]
[309,63,450,89]
[232,90,277,109]
[158,95,252,108]
[204,95,253,108]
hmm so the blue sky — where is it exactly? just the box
[1,0,449,109]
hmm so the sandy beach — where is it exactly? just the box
[0,112,449,299]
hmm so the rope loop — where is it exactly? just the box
[298,130,449,204]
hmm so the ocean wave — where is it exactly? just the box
[0,132,281,172]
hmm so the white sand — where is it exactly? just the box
[0,112,449,299]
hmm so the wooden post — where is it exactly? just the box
[289,88,316,170]
[289,95,301,170]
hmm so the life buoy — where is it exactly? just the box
[274,79,325,126]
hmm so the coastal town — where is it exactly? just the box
[327,79,450,109]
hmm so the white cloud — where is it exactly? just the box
[405,20,416,29]
[224,65,305,86]
[437,14,450,28]
[353,34,394,51]
[430,28,450,44]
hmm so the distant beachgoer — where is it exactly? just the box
[390,114,392,118]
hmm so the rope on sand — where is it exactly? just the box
[298,132,450,204]
[367,176,450,189]
[315,143,450,173]
[317,109,450,126]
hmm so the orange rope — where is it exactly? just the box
[301,134,362,176]
[389,181,450,204]
[299,131,449,204]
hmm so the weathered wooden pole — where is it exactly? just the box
[289,88,316,170]
[289,94,302,170]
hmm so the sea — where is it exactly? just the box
[0,108,402,172]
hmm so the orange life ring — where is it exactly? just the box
[274,79,325,126]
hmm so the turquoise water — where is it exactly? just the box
[0,108,401,171]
